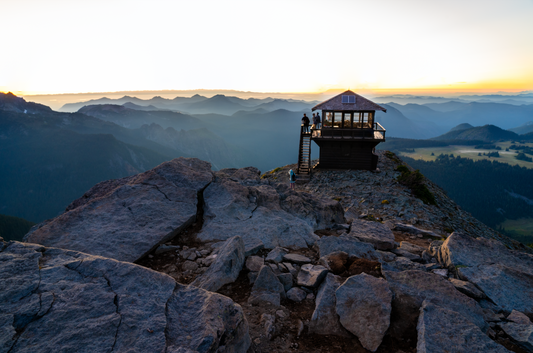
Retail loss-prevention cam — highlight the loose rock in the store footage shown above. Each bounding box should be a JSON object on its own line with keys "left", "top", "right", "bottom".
{"left": 297, "top": 264, "right": 328, "bottom": 288}
{"left": 318, "top": 235, "right": 379, "bottom": 261}
{"left": 286, "top": 287, "right": 307, "bottom": 302}
{"left": 448, "top": 278, "right": 486, "bottom": 300}
{"left": 282, "top": 253, "right": 312, "bottom": 264}
{"left": 309, "top": 273, "right": 350, "bottom": 337}
{"left": 191, "top": 236, "right": 245, "bottom": 292}
{"left": 336, "top": 273, "right": 392, "bottom": 352}
{"left": 245, "top": 256, "right": 264, "bottom": 272}
{"left": 249, "top": 266, "right": 285, "bottom": 306}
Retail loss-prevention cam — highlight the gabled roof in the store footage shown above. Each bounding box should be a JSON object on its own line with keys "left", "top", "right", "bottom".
{"left": 312, "top": 90, "right": 387, "bottom": 112}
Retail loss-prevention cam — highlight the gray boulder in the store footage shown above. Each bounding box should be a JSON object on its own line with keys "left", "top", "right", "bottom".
{"left": 243, "top": 238, "right": 264, "bottom": 257}
{"left": 391, "top": 248, "right": 421, "bottom": 261}
{"left": 398, "top": 241, "right": 426, "bottom": 256}
{"left": 297, "top": 264, "right": 328, "bottom": 288}
{"left": 25, "top": 158, "right": 213, "bottom": 262}
{"left": 283, "top": 253, "right": 312, "bottom": 264}
{"left": 335, "top": 274, "right": 392, "bottom": 352}
{"left": 318, "top": 235, "right": 379, "bottom": 261}
{"left": 191, "top": 236, "right": 245, "bottom": 292}
{"left": 500, "top": 311, "right": 533, "bottom": 351}
{"left": 286, "top": 287, "right": 307, "bottom": 302}
{"left": 309, "top": 273, "right": 349, "bottom": 337}
{"left": 0, "top": 241, "right": 250, "bottom": 353}
{"left": 383, "top": 270, "right": 487, "bottom": 340}
{"left": 393, "top": 223, "right": 442, "bottom": 239}
{"left": 197, "top": 170, "right": 344, "bottom": 249}
{"left": 265, "top": 247, "right": 288, "bottom": 263}
{"left": 417, "top": 301, "right": 510, "bottom": 353}
{"left": 381, "top": 256, "right": 427, "bottom": 273}
{"left": 349, "top": 219, "right": 398, "bottom": 250}
{"left": 448, "top": 278, "right": 486, "bottom": 300}
{"left": 438, "top": 232, "right": 533, "bottom": 314}
{"left": 277, "top": 273, "right": 293, "bottom": 292}
{"left": 245, "top": 255, "right": 264, "bottom": 272}
{"left": 249, "top": 266, "right": 285, "bottom": 306}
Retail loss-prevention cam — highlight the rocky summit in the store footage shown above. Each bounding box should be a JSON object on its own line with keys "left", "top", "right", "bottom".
{"left": 2, "top": 152, "right": 532, "bottom": 352}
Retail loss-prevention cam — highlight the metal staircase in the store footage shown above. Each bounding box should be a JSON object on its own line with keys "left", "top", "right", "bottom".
{"left": 297, "top": 126, "right": 311, "bottom": 175}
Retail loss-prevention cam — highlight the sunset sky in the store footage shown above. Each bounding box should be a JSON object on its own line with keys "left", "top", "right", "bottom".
{"left": 1, "top": 0, "right": 532, "bottom": 95}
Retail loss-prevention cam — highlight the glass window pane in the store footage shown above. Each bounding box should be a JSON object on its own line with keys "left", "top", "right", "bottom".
{"left": 334, "top": 112, "right": 342, "bottom": 128}
{"left": 343, "top": 112, "right": 352, "bottom": 128}
{"left": 324, "top": 112, "right": 333, "bottom": 127}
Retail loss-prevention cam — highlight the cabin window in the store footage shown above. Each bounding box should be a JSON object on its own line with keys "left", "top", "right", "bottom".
{"left": 324, "top": 112, "right": 333, "bottom": 127}
{"left": 342, "top": 112, "right": 352, "bottom": 128}
{"left": 334, "top": 112, "right": 342, "bottom": 128}
{"left": 341, "top": 95, "right": 356, "bottom": 104}
{"left": 362, "top": 113, "right": 371, "bottom": 128}
{"left": 353, "top": 112, "right": 362, "bottom": 128}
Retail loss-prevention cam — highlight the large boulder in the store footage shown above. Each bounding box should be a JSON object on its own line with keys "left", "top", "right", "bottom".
{"left": 191, "top": 236, "right": 245, "bottom": 292}
{"left": 335, "top": 274, "right": 392, "bottom": 352}
{"left": 417, "top": 301, "right": 510, "bottom": 353}
{"left": 197, "top": 168, "right": 344, "bottom": 249}
{"left": 438, "top": 232, "right": 533, "bottom": 314}
{"left": 382, "top": 270, "right": 487, "bottom": 340}
{"left": 0, "top": 241, "right": 250, "bottom": 353}
{"left": 349, "top": 219, "right": 397, "bottom": 251}
{"left": 318, "top": 235, "right": 380, "bottom": 261}
{"left": 309, "top": 273, "right": 349, "bottom": 337}
{"left": 24, "top": 158, "right": 213, "bottom": 262}
{"left": 500, "top": 310, "right": 533, "bottom": 351}
{"left": 248, "top": 265, "right": 285, "bottom": 307}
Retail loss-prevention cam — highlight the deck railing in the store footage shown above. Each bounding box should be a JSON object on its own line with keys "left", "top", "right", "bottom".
{"left": 309, "top": 122, "right": 386, "bottom": 140}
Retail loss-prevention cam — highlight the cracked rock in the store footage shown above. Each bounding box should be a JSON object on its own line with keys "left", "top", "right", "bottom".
{"left": 0, "top": 241, "right": 250, "bottom": 353}
{"left": 24, "top": 157, "right": 213, "bottom": 262}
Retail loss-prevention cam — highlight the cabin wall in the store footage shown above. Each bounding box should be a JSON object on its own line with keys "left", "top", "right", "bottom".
{"left": 315, "top": 140, "right": 380, "bottom": 170}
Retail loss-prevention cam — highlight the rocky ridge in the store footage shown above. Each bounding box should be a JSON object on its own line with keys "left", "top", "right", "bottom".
{"left": 2, "top": 154, "right": 532, "bottom": 352}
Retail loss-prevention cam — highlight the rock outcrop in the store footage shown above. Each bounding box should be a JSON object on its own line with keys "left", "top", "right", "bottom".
{"left": 197, "top": 167, "right": 344, "bottom": 249}
{"left": 417, "top": 301, "right": 510, "bottom": 353}
{"left": 438, "top": 232, "right": 533, "bottom": 314}
{"left": 383, "top": 270, "right": 487, "bottom": 339}
{"left": 24, "top": 158, "right": 214, "bottom": 262}
{"left": 349, "top": 218, "right": 397, "bottom": 251}
{"left": 0, "top": 241, "right": 250, "bottom": 353}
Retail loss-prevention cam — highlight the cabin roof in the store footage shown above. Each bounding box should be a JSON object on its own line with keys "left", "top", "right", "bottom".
{"left": 312, "top": 90, "right": 387, "bottom": 112}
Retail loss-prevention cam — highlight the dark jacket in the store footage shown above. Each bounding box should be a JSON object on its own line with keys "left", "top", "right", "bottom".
{"left": 302, "top": 116, "right": 310, "bottom": 125}
{"left": 313, "top": 115, "right": 320, "bottom": 125}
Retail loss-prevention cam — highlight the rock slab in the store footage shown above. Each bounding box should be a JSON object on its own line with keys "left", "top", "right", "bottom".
{"left": 197, "top": 168, "right": 344, "bottom": 249}
{"left": 438, "top": 232, "right": 533, "bottom": 314}
{"left": 0, "top": 241, "right": 250, "bottom": 353}
{"left": 335, "top": 273, "right": 392, "bottom": 352}
{"left": 25, "top": 157, "right": 213, "bottom": 262}
{"left": 318, "top": 235, "right": 379, "bottom": 261}
{"left": 191, "top": 236, "right": 245, "bottom": 292}
{"left": 417, "top": 301, "right": 510, "bottom": 353}
{"left": 383, "top": 269, "right": 487, "bottom": 339}
{"left": 349, "top": 219, "right": 398, "bottom": 251}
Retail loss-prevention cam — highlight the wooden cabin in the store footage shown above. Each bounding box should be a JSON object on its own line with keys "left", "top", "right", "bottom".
{"left": 298, "top": 90, "right": 386, "bottom": 173}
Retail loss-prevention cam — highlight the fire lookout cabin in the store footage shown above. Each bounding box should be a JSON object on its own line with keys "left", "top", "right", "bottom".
{"left": 298, "top": 90, "right": 387, "bottom": 173}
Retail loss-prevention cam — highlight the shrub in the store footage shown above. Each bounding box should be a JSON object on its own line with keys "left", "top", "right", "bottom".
{"left": 396, "top": 165, "right": 437, "bottom": 205}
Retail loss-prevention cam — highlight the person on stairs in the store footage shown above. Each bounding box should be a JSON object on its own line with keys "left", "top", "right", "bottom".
{"left": 301, "top": 114, "right": 310, "bottom": 133}
{"left": 289, "top": 169, "right": 296, "bottom": 190}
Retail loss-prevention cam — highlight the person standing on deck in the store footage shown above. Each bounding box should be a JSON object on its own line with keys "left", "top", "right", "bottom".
{"left": 301, "top": 114, "right": 310, "bottom": 132}
{"left": 313, "top": 112, "right": 321, "bottom": 130}
{"left": 289, "top": 169, "right": 296, "bottom": 190}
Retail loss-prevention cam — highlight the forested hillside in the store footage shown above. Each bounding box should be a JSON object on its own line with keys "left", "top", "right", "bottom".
{"left": 0, "top": 214, "right": 35, "bottom": 241}
{"left": 404, "top": 154, "right": 533, "bottom": 244}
